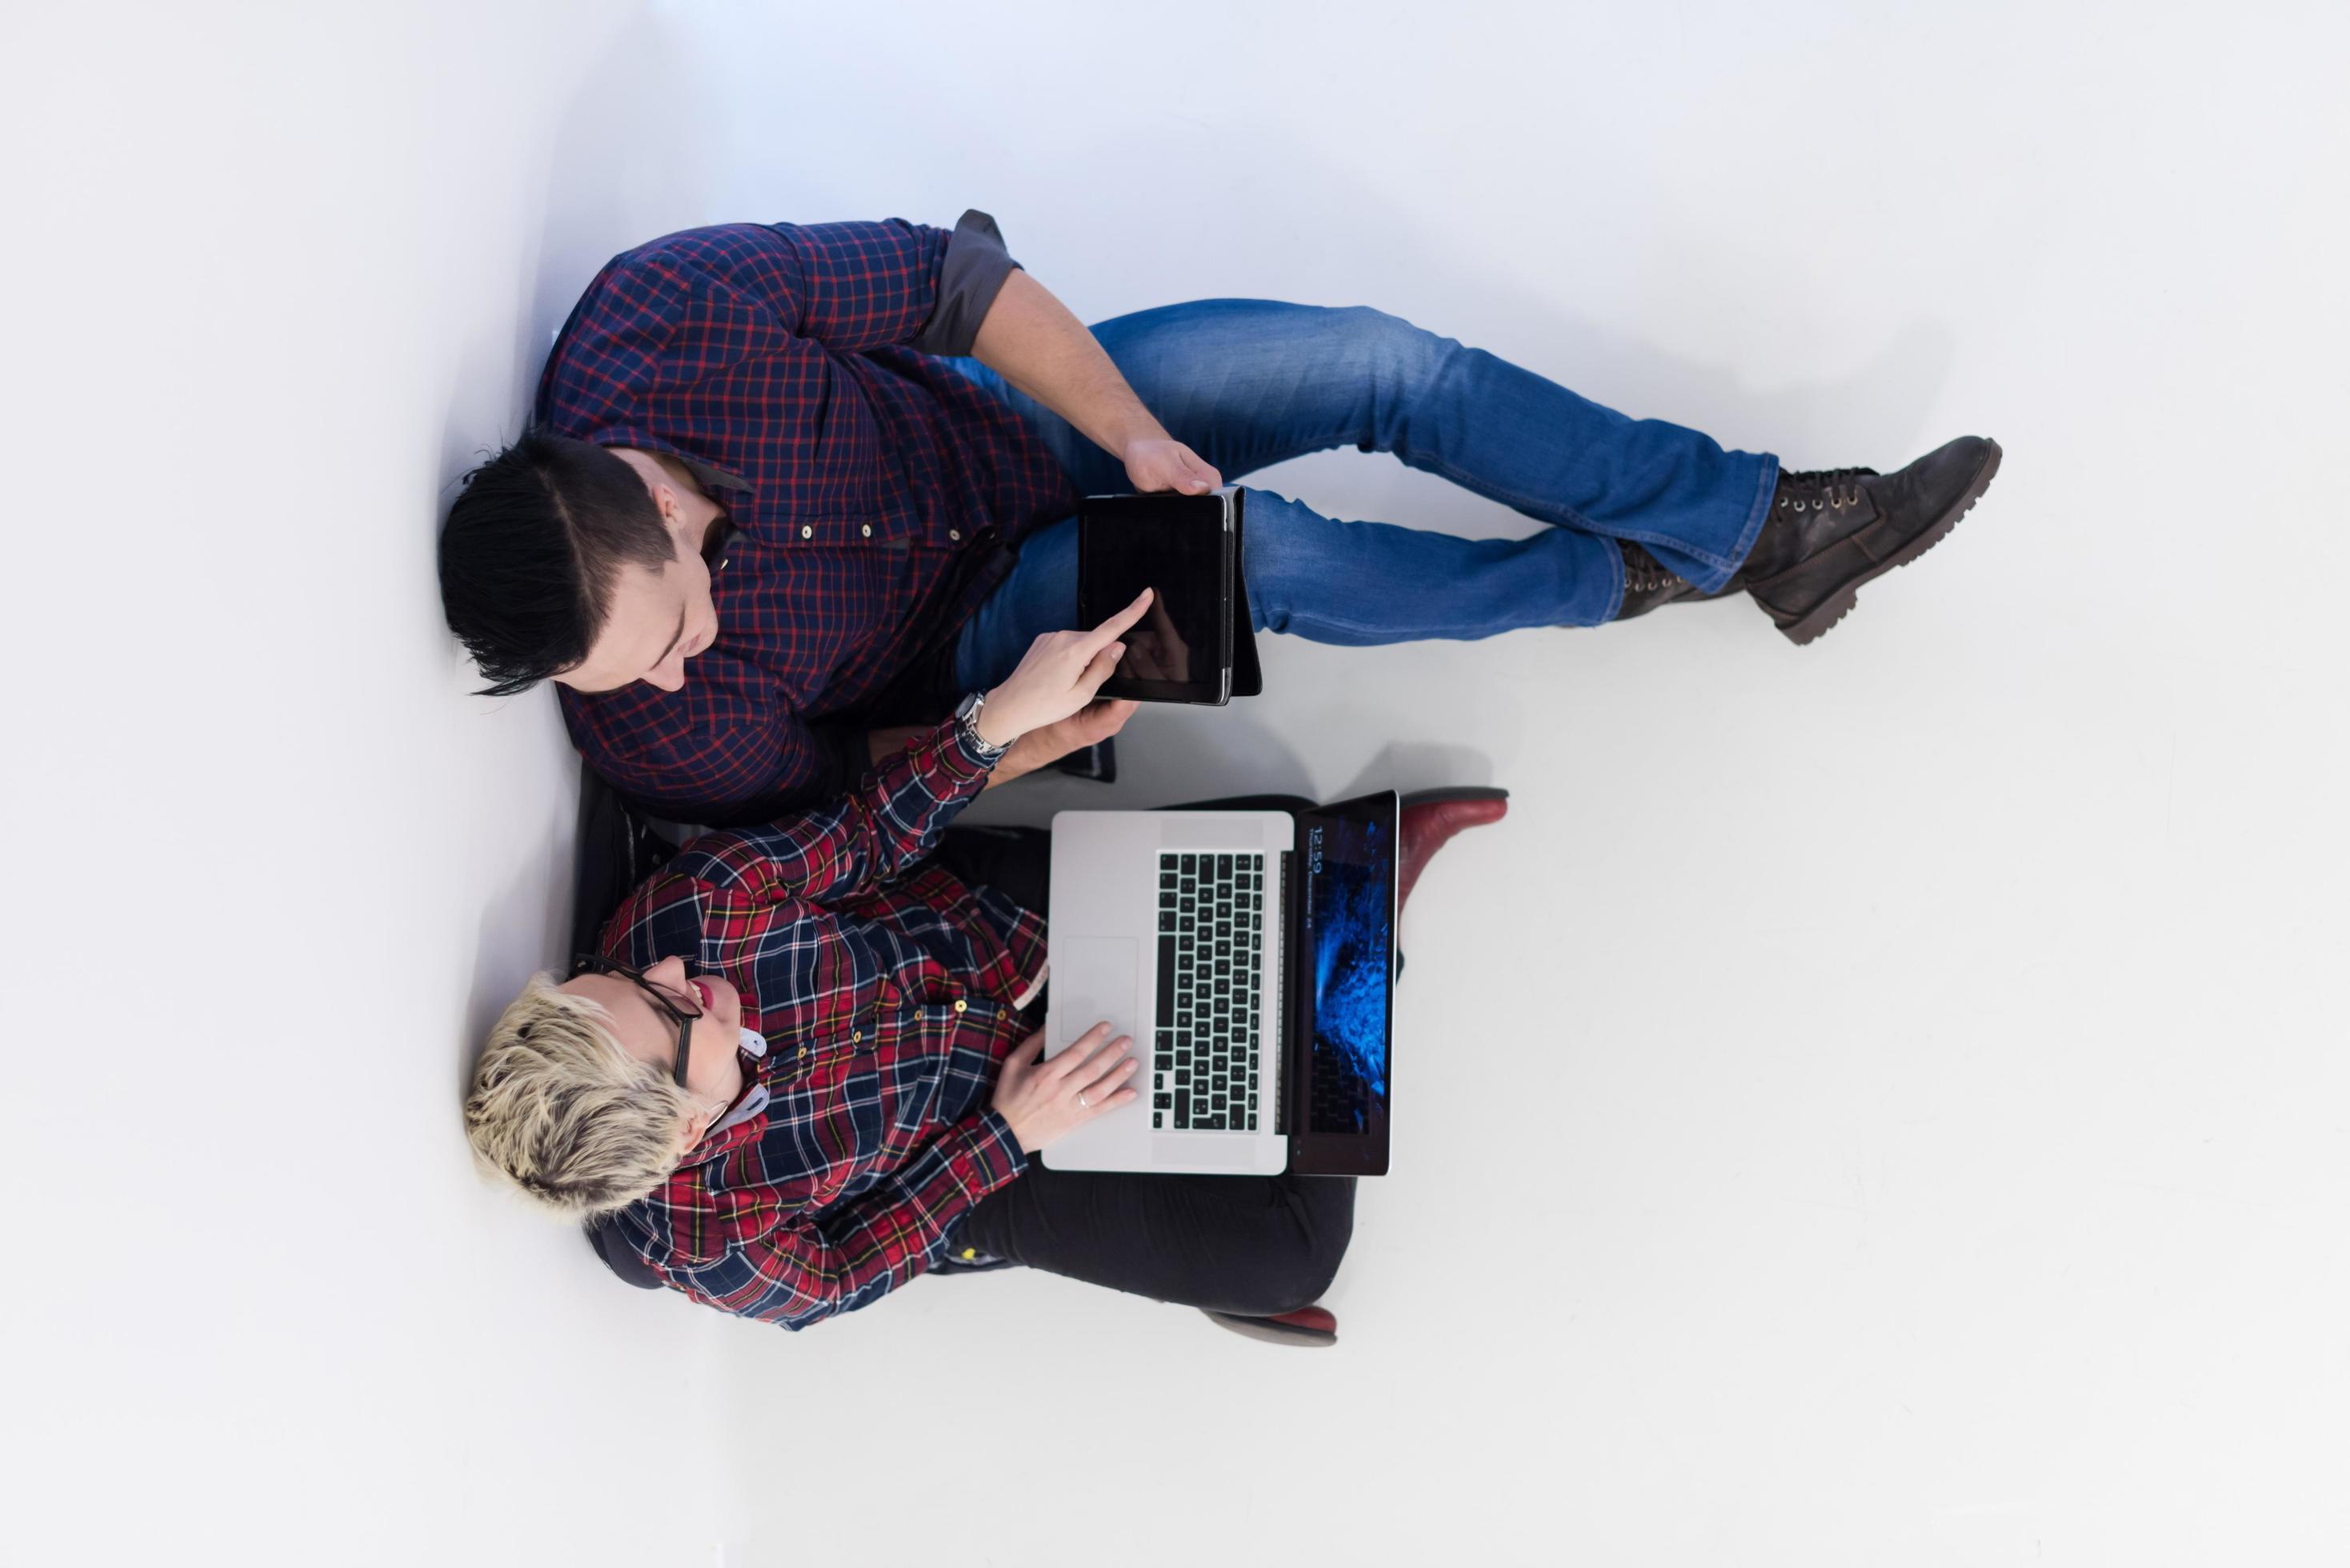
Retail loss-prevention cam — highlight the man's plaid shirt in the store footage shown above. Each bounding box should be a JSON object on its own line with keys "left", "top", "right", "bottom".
{"left": 594, "top": 718, "right": 1044, "bottom": 1330}
{"left": 541, "top": 211, "right": 1079, "bottom": 821}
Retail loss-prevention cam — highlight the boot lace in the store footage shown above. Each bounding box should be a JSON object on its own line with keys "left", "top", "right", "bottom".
{"left": 1776, "top": 466, "right": 1878, "bottom": 512}
{"left": 1621, "top": 542, "right": 1684, "bottom": 593}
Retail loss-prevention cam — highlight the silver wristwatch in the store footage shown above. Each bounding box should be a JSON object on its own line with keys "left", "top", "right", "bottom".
{"left": 953, "top": 690, "right": 1009, "bottom": 762}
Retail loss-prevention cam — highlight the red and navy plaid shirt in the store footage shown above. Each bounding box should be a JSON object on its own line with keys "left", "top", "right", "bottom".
{"left": 594, "top": 718, "right": 1044, "bottom": 1330}
{"left": 540, "top": 213, "right": 1078, "bottom": 821}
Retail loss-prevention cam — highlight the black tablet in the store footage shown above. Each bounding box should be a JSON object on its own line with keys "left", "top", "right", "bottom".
{"left": 1076, "top": 490, "right": 1236, "bottom": 705}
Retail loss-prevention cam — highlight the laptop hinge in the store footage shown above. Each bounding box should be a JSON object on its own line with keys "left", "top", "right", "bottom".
{"left": 1275, "top": 847, "right": 1296, "bottom": 1138}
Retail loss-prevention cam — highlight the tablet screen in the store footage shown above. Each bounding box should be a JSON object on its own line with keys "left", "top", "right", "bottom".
{"left": 1078, "top": 494, "right": 1231, "bottom": 702}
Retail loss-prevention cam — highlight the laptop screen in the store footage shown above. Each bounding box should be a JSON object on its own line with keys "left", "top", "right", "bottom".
{"left": 1300, "top": 801, "right": 1395, "bottom": 1136}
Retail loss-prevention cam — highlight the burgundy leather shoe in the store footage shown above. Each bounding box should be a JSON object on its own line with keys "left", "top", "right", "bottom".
{"left": 1398, "top": 787, "right": 1510, "bottom": 914}
{"left": 1202, "top": 1304, "right": 1339, "bottom": 1347}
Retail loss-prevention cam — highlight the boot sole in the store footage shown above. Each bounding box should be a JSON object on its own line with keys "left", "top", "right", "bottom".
{"left": 1776, "top": 439, "right": 2003, "bottom": 646}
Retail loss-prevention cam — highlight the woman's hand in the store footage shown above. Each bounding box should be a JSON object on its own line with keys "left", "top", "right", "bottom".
{"left": 1119, "top": 591, "right": 1191, "bottom": 684}
{"left": 978, "top": 590, "right": 1156, "bottom": 746}
{"left": 991, "top": 1022, "right": 1140, "bottom": 1154}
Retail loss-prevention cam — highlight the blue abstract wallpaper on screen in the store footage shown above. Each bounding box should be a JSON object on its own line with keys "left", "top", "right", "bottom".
{"left": 1307, "top": 814, "right": 1392, "bottom": 1130}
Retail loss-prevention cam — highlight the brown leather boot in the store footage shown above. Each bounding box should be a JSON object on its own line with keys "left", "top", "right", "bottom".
{"left": 1742, "top": 436, "right": 2003, "bottom": 645}
{"left": 1614, "top": 542, "right": 1737, "bottom": 620}
{"left": 1398, "top": 787, "right": 1509, "bottom": 913}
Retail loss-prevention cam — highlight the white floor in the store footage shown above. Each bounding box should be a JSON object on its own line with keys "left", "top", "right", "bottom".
{"left": 8, "top": 3, "right": 2347, "bottom": 1564}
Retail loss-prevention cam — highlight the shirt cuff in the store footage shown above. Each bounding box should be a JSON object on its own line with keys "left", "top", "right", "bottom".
{"left": 913, "top": 209, "right": 1021, "bottom": 358}
{"left": 938, "top": 714, "right": 1003, "bottom": 778}
{"left": 960, "top": 1108, "right": 1031, "bottom": 1189}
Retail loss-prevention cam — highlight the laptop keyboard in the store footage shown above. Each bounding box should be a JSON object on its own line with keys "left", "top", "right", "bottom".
{"left": 1153, "top": 851, "right": 1265, "bottom": 1132}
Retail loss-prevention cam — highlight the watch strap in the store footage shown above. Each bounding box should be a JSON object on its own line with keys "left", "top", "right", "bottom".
{"left": 955, "top": 692, "right": 1008, "bottom": 761}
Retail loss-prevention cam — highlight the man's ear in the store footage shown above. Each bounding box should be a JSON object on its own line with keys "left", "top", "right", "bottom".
{"left": 659, "top": 487, "right": 700, "bottom": 559}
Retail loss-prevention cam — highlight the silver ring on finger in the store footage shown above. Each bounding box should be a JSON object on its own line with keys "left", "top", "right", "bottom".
{"left": 1078, "top": 1091, "right": 1091, "bottom": 1109}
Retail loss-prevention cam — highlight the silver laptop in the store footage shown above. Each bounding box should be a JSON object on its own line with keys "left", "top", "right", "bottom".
{"left": 1043, "top": 793, "right": 1399, "bottom": 1177}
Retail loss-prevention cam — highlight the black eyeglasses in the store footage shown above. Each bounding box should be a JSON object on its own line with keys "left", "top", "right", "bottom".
{"left": 571, "top": 954, "right": 703, "bottom": 1088}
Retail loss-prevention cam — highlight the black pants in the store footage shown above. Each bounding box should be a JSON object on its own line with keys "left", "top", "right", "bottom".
{"left": 936, "top": 799, "right": 1356, "bottom": 1318}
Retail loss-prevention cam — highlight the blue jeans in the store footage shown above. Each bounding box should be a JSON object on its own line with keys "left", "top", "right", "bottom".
{"left": 950, "top": 300, "right": 1777, "bottom": 691}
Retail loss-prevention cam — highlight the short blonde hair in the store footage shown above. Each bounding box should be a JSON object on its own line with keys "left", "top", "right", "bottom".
{"left": 464, "top": 974, "right": 693, "bottom": 1218}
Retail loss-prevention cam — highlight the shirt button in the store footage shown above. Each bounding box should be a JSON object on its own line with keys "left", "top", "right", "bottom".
{"left": 799, "top": 525, "right": 814, "bottom": 540}
{"left": 797, "top": 1046, "right": 809, "bottom": 1059}
{"left": 948, "top": 529, "right": 962, "bottom": 542}
{"left": 851, "top": 1030, "right": 863, "bottom": 1042}
{"left": 718, "top": 557, "right": 730, "bottom": 570}
{"left": 951, "top": 999, "right": 968, "bottom": 1014}
{"left": 860, "top": 523, "right": 872, "bottom": 538}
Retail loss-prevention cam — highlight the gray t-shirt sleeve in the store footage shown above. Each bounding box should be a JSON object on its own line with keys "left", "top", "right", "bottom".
{"left": 913, "top": 208, "right": 1022, "bottom": 357}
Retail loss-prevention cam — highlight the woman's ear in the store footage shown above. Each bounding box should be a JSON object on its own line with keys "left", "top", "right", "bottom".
{"left": 676, "top": 1098, "right": 720, "bottom": 1157}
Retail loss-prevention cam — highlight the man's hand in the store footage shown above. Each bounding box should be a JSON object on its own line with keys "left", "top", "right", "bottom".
{"left": 968, "top": 270, "right": 1219, "bottom": 497}
{"left": 988, "top": 699, "right": 1137, "bottom": 788}
{"left": 1123, "top": 437, "right": 1221, "bottom": 497}
{"left": 870, "top": 699, "right": 1135, "bottom": 785}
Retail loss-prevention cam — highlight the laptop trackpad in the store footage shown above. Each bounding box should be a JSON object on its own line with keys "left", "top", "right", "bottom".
{"left": 1055, "top": 938, "right": 1139, "bottom": 1049}
{"left": 1154, "top": 1135, "right": 1266, "bottom": 1170}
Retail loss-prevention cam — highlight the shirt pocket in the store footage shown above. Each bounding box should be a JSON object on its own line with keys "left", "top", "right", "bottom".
{"left": 889, "top": 999, "right": 966, "bottom": 1138}
{"left": 886, "top": 967, "right": 983, "bottom": 1134}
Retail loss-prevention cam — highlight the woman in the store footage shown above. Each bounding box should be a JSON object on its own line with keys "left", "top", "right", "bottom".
{"left": 464, "top": 592, "right": 1504, "bottom": 1346}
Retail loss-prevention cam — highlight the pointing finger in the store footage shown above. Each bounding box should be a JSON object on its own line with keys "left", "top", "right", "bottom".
{"left": 1081, "top": 588, "right": 1155, "bottom": 654}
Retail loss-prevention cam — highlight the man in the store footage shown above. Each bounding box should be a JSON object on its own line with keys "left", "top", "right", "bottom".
{"left": 438, "top": 210, "right": 2000, "bottom": 823}
{"left": 463, "top": 606, "right": 1504, "bottom": 1346}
